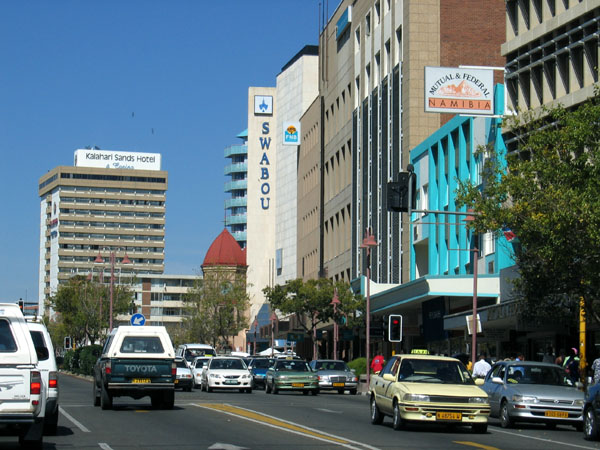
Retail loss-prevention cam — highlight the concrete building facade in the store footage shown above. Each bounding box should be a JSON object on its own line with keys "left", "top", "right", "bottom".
{"left": 38, "top": 149, "right": 167, "bottom": 316}
{"left": 224, "top": 130, "right": 249, "bottom": 248}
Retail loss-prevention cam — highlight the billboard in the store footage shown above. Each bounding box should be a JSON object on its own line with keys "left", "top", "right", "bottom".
{"left": 425, "top": 67, "right": 494, "bottom": 115}
{"left": 74, "top": 149, "right": 161, "bottom": 171}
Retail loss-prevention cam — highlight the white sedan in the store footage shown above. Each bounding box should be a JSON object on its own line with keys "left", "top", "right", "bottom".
{"left": 191, "top": 356, "right": 212, "bottom": 388}
{"left": 201, "top": 357, "right": 253, "bottom": 393}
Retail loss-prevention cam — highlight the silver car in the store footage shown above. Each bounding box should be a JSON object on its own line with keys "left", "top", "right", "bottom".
{"left": 481, "top": 361, "right": 584, "bottom": 430}
{"left": 309, "top": 359, "right": 358, "bottom": 395}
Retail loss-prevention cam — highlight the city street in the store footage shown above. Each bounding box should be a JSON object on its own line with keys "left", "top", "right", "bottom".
{"left": 2, "top": 373, "right": 599, "bottom": 450}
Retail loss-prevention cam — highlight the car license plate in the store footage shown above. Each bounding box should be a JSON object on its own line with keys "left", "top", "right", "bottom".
{"left": 224, "top": 380, "right": 238, "bottom": 385}
{"left": 292, "top": 383, "right": 304, "bottom": 387}
{"left": 436, "top": 412, "right": 462, "bottom": 421}
{"left": 132, "top": 378, "right": 150, "bottom": 384}
{"left": 175, "top": 379, "right": 179, "bottom": 383}
{"left": 333, "top": 382, "right": 345, "bottom": 387}
{"left": 545, "top": 410, "right": 568, "bottom": 418}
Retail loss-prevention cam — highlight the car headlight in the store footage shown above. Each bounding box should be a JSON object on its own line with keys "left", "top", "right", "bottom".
{"left": 512, "top": 394, "right": 537, "bottom": 403}
{"left": 276, "top": 375, "right": 287, "bottom": 380}
{"left": 574, "top": 399, "right": 584, "bottom": 406}
{"left": 469, "top": 397, "right": 487, "bottom": 404}
{"left": 241, "top": 374, "right": 250, "bottom": 379}
{"left": 403, "top": 393, "right": 430, "bottom": 402}
{"left": 310, "top": 375, "right": 318, "bottom": 381}
{"left": 209, "top": 373, "right": 222, "bottom": 379}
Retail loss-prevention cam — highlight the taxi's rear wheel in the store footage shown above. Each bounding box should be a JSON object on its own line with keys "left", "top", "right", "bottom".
{"left": 392, "top": 400, "right": 404, "bottom": 430}
{"left": 371, "top": 396, "right": 384, "bottom": 425}
{"left": 500, "top": 400, "right": 514, "bottom": 428}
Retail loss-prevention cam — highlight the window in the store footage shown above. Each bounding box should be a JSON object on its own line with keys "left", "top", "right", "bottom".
{"left": 0, "top": 319, "right": 17, "bottom": 352}
{"left": 120, "top": 336, "right": 164, "bottom": 354}
{"left": 365, "top": 13, "right": 371, "bottom": 36}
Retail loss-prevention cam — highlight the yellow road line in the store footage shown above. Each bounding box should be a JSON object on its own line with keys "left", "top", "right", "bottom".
{"left": 197, "top": 403, "right": 351, "bottom": 445}
{"left": 454, "top": 441, "right": 500, "bottom": 450}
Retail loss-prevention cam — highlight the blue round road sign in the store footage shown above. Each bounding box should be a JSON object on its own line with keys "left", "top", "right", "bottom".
{"left": 131, "top": 313, "right": 146, "bottom": 326}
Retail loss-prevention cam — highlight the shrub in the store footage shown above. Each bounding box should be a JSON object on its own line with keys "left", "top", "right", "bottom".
{"left": 78, "top": 345, "right": 103, "bottom": 376}
{"left": 348, "top": 357, "right": 366, "bottom": 378}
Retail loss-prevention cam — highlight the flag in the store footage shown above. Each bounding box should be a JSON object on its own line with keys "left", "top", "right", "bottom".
{"left": 502, "top": 227, "right": 517, "bottom": 243}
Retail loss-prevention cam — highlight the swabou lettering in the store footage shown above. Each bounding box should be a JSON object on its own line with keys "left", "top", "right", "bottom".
{"left": 260, "top": 121, "right": 271, "bottom": 210}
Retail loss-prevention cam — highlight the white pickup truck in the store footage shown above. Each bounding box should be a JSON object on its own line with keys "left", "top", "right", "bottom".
{"left": 0, "top": 303, "right": 46, "bottom": 448}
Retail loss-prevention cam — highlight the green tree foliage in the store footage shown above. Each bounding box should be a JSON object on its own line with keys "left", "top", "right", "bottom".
{"left": 263, "top": 278, "right": 364, "bottom": 344}
{"left": 182, "top": 269, "right": 250, "bottom": 350}
{"left": 456, "top": 92, "right": 600, "bottom": 324}
{"left": 48, "top": 275, "right": 133, "bottom": 346}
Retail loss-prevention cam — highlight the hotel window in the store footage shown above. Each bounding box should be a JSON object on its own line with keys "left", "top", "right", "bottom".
{"left": 355, "top": 26, "right": 360, "bottom": 54}
{"left": 365, "top": 13, "right": 371, "bottom": 36}
{"left": 375, "top": 1, "right": 380, "bottom": 24}
{"left": 394, "top": 27, "right": 402, "bottom": 65}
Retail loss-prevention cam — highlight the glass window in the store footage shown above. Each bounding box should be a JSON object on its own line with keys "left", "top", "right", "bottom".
{"left": 29, "top": 330, "right": 49, "bottom": 361}
{"left": 0, "top": 319, "right": 17, "bottom": 352}
{"left": 120, "top": 336, "right": 164, "bottom": 353}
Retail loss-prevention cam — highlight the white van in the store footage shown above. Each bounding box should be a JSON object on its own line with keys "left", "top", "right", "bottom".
{"left": 176, "top": 343, "right": 216, "bottom": 363}
{"left": 25, "top": 317, "right": 59, "bottom": 435}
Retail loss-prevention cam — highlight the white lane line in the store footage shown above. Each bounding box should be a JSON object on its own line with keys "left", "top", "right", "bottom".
{"left": 59, "top": 406, "right": 90, "bottom": 432}
{"left": 492, "top": 428, "right": 597, "bottom": 449}
{"left": 98, "top": 443, "right": 114, "bottom": 450}
{"left": 316, "top": 408, "right": 343, "bottom": 414}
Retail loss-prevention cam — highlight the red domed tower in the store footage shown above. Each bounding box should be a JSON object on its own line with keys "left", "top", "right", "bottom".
{"left": 202, "top": 228, "right": 247, "bottom": 271}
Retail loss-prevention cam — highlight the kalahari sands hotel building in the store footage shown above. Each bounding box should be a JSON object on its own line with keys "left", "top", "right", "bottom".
{"left": 38, "top": 149, "right": 167, "bottom": 316}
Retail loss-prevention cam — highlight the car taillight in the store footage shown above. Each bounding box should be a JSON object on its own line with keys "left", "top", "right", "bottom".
{"left": 31, "top": 371, "right": 42, "bottom": 395}
{"left": 49, "top": 371, "right": 58, "bottom": 389}
{"left": 172, "top": 362, "right": 177, "bottom": 376}
{"left": 105, "top": 361, "right": 112, "bottom": 375}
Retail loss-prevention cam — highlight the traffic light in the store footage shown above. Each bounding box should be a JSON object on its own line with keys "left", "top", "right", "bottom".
{"left": 18, "top": 299, "right": 24, "bottom": 312}
{"left": 388, "top": 314, "right": 403, "bottom": 342}
{"left": 64, "top": 336, "right": 72, "bottom": 350}
{"left": 370, "top": 317, "right": 385, "bottom": 340}
{"left": 387, "top": 172, "right": 416, "bottom": 213}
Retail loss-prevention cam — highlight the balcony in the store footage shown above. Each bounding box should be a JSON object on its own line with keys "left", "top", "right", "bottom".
{"left": 224, "top": 145, "right": 248, "bottom": 158}
{"left": 225, "top": 214, "right": 247, "bottom": 226}
{"left": 225, "top": 197, "right": 247, "bottom": 209}
{"left": 231, "top": 230, "right": 247, "bottom": 242}
{"left": 224, "top": 162, "right": 248, "bottom": 175}
{"left": 224, "top": 179, "right": 247, "bottom": 192}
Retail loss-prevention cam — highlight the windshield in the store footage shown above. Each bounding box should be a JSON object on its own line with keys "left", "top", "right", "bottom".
{"left": 251, "top": 358, "right": 272, "bottom": 369}
{"left": 120, "top": 336, "right": 164, "bottom": 354}
{"left": 184, "top": 348, "right": 214, "bottom": 361}
{"left": 397, "top": 359, "right": 474, "bottom": 384}
{"left": 315, "top": 361, "right": 348, "bottom": 371}
{"left": 506, "top": 365, "right": 574, "bottom": 386}
{"left": 275, "top": 360, "right": 310, "bottom": 372}
{"left": 210, "top": 358, "right": 247, "bottom": 370}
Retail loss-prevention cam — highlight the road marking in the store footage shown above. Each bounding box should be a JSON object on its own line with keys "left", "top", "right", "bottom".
{"left": 98, "top": 444, "right": 114, "bottom": 450}
{"left": 454, "top": 441, "right": 499, "bottom": 450}
{"left": 491, "top": 428, "right": 598, "bottom": 449}
{"left": 194, "top": 403, "right": 379, "bottom": 450}
{"left": 59, "top": 406, "right": 90, "bottom": 432}
{"left": 316, "top": 408, "right": 343, "bottom": 414}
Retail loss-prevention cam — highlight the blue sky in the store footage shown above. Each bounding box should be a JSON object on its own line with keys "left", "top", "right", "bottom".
{"left": 0, "top": 1, "right": 327, "bottom": 303}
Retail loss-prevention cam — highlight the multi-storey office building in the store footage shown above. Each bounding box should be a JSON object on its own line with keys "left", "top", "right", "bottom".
{"left": 224, "top": 130, "right": 249, "bottom": 248}
{"left": 38, "top": 149, "right": 167, "bottom": 316}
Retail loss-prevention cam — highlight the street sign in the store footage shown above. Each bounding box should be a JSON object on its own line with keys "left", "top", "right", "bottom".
{"left": 466, "top": 314, "right": 482, "bottom": 334}
{"left": 131, "top": 313, "right": 146, "bottom": 326}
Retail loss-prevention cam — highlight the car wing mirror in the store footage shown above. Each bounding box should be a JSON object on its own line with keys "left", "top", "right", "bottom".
{"left": 475, "top": 378, "right": 485, "bottom": 386}
{"left": 383, "top": 373, "right": 395, "bottom": 382}
{"left": 492, "top": 376, "right": 503, "bottom": 384}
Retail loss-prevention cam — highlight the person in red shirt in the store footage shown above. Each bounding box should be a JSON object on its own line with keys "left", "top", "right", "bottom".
{"left": 371, "top": 354, "right": 385, "bottom": 373}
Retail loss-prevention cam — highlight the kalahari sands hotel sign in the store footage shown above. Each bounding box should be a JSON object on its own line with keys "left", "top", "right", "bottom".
{"left": 425, "top": 66, "right": 494, "bottom": 115}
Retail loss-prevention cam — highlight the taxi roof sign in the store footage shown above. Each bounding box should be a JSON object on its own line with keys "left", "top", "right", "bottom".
{"left": 410, "top": 349, "right": 430, "bottom": 355}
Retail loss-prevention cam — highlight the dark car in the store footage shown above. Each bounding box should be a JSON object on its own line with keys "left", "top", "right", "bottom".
{"left": 248, "top": 357, "right": 273, "bottom": 389}
{"left": 584, "top": 382, "right": 600, "bottom": 440}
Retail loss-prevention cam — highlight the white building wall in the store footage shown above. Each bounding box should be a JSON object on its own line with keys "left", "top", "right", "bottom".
{"left": 38, "top": 199, "right": 47, "bottom": 314}
{"left": 274, "top": 55, "right": 319, "bottom": 286}
{"left": 246, "top": 87, "right": 277, "bottom": 322}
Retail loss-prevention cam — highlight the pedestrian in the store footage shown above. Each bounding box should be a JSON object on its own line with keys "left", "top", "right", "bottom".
{"left": 542, "top": 347, "right": 555, "bottom": 364}
{"left": 591, "top": 355, "right": 600, "bottom": 385}
{"left": 555, "top": 348, "right": 566, "bottom": 366}
{"left": 472, "top": 353, "right": 492, "bottom": 378}
{"left": 370, "top": 354, "right": 385, "bottom": 374}
{"left": 564, "top": 347, "right": 580, "bottom": 383}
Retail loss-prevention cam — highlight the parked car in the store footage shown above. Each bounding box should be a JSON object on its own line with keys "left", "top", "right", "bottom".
{"left": 247, "top": 357, "right": 274, "bottom": 389}
{"left": 26, "top": 317, "right": 60, "bottom": 435}
{"left": 265, "top": 359, "right": 319, "bottom": 395}
{"left": 0, "top": 303, "right": 46, "bottom": 448}
{"left": 175, "top": 357, "right": 193, "bottom": 391}
{"left": 583, "top": 381, "right": 600, "bottom": 440}
{"left": 309, "top": 359, "right": 358, "bottom": 394}
{"left": 481, "top": 360, "right": 584, "bottom": 430}
{"left": 176, "top": 343, "right": 216, "bottom": 363}
{"left": 191, "top": 356, "right": 212, "bottom": 388}
{"left": 369, "top": 354, "right": 489, "bottom": 432}
{"left": 201, "top": 357, "right": 253, "bottom": 393}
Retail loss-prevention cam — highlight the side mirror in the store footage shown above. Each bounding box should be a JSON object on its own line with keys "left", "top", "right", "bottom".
{"left": 383, "top": 373, "right": 395, "bottom": 382}
{"left": 492, "top": 376, "right": 503, "bottom": 385}
{"left": 475, "top": 378, "right": 485, "bottom": 386}
{"left": 248, "top": 366, "right": 253, "bottom": 370}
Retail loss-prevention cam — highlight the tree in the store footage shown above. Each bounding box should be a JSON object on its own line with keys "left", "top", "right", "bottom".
{"left": 182, "top": 268, "right": 250, "bottom": 350}
{"left": 263, "top": 278, "right": 364, "bottom": 347}
{"left": 48, "top": 275, "right": 133, "bottom": 346}
{"left": 456, "top": 92, "right": 600, "bottom": 325}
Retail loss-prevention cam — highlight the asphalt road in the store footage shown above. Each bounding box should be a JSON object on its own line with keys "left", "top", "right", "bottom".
{"left": 2, "top": 373, "right": 600, "bottom": 450}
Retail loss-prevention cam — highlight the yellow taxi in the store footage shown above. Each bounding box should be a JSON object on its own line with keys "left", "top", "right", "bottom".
{"left": 369, "top": 354, "right": 489, "bottom": 432}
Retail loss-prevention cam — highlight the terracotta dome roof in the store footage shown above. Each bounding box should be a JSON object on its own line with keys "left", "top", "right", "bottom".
{"left": 202, "top": 229, "right": 246, "bottom": 267}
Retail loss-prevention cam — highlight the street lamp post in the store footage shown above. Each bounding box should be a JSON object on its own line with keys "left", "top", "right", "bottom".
{"left": 253, "top": 318, "right": 259, "bottom": 356}
{"left": 95, "top": 250, "right": 131, "bottom": 332}
{"left": 331, "top": 288, "right": 340, "bottom": 360}
{"left": 360, "top": 228, "right": 378, "bottom": 388}
{"left": 270, "top": 312, "right": 277, "bottom": 357}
